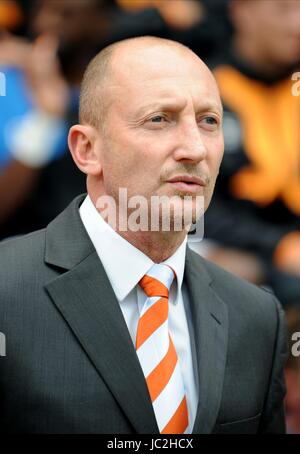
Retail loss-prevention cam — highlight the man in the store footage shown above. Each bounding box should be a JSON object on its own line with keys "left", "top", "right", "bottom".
{"left": 0, "top": 36, "right": 287, "bottom": 434}
{"left": 0, "top": 0, "right": 114, "bottom": 240}
{"left": 204, "top": 0, "right": 300, "bottom": 306}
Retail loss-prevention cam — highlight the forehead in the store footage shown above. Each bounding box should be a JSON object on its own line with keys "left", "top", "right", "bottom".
{"left": 107, "top": 45, "right": 222, "bottom": 114}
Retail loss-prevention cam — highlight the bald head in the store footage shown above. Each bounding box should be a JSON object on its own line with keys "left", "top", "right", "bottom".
{"left": 79, "top": 36, "right": 217, "bottom": 130}
{"left": 69, "top": 34, "right": 224, "bottom": 253}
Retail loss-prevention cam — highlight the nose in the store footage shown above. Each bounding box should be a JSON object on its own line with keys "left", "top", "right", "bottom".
{"left": 172, "top": 120, "right": 207, "bottom": 163}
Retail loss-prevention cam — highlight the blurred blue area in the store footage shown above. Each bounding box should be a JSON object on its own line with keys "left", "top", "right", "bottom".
{"left": 0, "top": 66, "right": 32, "bottom": 167}
{"left": 0, "top": 66, "right": 68, "bottom": 169}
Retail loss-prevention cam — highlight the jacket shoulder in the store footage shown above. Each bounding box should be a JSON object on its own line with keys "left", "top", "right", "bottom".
{"left": 189, "top": 248, "right": 283, "bottom": 319}
{"left": 0, "top": 229, "right": 47, "bottom": 280}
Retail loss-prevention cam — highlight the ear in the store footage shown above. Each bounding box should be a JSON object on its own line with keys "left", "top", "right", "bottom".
{"left": 68, "top": 124, "right": 102, "bottom": 176}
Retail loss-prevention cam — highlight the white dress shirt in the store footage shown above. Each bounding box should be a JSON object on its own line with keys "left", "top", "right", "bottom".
{"left": 79, "top": 195, "right": 199, "bottom": 433}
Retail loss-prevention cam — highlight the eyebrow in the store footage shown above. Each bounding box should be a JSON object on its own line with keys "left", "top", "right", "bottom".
{"left": 136, "top": 99, "right": 188, "bottom": 117}
{"left": 200, "top": 101, "right": 223, "bottom": 115}
{"left": 136, "top": 99, "right": 223, "bottom": 118}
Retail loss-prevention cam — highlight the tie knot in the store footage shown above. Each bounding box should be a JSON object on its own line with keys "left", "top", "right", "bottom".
{"left": 139, "top": 263, "right": 175, "bottom": 298}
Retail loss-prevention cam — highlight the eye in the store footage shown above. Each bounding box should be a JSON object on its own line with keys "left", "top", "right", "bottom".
{"left": 204, "top": 117, "right": 217, "bottom": 125}
{"left": 144, "top": 114, "right": 169, "bottom": 129}
{"left": 150, "top": 115, "right": 166, "bottom": 123}
{"left": 199, "top": 116, "right": 219, "bottom": 130}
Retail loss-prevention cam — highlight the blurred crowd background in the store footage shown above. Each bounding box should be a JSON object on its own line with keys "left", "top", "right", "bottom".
{"left": 0, "top": 0, "right": 299, "bottom": 433}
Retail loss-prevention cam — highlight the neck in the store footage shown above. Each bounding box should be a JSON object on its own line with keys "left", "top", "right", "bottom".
{"left": 89, "top": 188, "right": 188, "bottom": 262}
{"left": 117, "top": 229, "right": 187, "bottom": 263}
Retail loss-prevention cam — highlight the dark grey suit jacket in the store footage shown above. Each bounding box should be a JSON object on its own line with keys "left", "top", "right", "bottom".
{"left": 0, "top": 195, "right": 287, "bottom": 434}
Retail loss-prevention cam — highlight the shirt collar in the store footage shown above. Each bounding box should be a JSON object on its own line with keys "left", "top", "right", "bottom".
{"left": 79, "top": 195, "right": 187, "bottom": 303}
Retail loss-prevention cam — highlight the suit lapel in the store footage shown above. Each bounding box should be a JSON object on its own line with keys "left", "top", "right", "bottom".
{"left": 44, "top": 195, "right": 228, "bottom": 434}
{"left": 44, "top": 195, "right": 159, "bottom": 434}
{"left": 185, "top": 247, "right": 229, "bottom": 434}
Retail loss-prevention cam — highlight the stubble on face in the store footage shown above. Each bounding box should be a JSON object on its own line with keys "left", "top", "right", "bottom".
{"left": 88, "top": 39, "right": 224, "bottom": 260}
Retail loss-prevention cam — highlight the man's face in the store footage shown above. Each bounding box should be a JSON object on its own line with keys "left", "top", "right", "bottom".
{"left": 32, "top": 0, "right": 107, "bottom": 45}
{"left": 232, "top": 0, "right": 300, "bottom": 68}
{"left": 95, "top": 45, "right": 224, "bottom": 229}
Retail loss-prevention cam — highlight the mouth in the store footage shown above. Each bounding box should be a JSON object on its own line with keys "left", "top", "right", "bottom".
{"left": 166, "top": 175, "right": 206, "bottom": 194}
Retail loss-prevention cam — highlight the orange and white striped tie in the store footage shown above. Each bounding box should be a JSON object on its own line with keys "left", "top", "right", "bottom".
{"left": 136, "top": 264, "right": 189, "bottom": 434}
